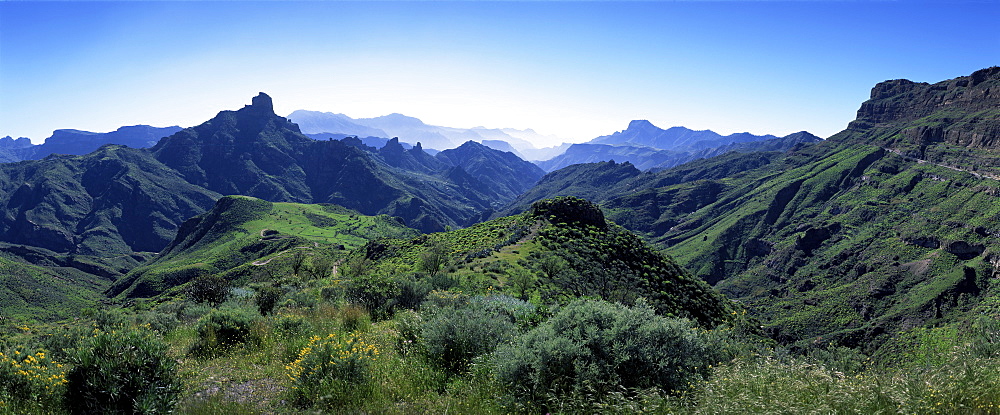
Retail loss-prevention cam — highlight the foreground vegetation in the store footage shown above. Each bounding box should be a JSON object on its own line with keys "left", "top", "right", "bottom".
{"left": 2, "top": 293, "right": 999, "bottom": 414}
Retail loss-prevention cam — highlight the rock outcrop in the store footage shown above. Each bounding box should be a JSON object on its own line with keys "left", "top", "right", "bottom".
{"left": 840, "top": 67, "right": 1000, "bottom": 165}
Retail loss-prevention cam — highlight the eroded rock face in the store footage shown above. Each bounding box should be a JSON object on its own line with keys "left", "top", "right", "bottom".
{"left": 943, "top": 240, "right": 985, "bottom": 260}
{"left": 846, "top": 67, "right": 1000, "bottom": 149}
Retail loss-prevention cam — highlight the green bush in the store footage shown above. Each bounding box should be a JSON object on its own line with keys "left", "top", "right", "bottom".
{"left": 421, "top": 295, "right": 524, "bottom": 374}
{"left": 285, "top": 333, "right": 379, "bottom": 408}
{"left": 65, "top": 329, "right": 181, "bottom": 414}
{"left": 339, "top": 304, "right": 371, "bottom": 333}
{"left": 393, "top": 309, "right": 423, "bottom": 355}
{"left": 494, "top": 299, "right": 725, "bottom": 406}
{"left": 394, "top": 276, "right": 432, "bottom": 310}
{"left": 189, "top": 308, "right": 263, "bottom": 357}
{"left": 141, "top": 310, "right": 181, "bottom": 334}
{"left": 85, "top": 307, "right": 129, "bottom": 331}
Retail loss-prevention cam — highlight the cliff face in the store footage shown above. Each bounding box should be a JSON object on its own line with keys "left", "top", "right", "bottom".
{"left": 838, "top": 67, "right": 1000, "bottom": 168}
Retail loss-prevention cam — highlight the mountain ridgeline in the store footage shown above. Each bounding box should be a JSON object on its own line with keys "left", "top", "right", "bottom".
{"left": 150, "top": 93, "right": 542, "bottom": 233}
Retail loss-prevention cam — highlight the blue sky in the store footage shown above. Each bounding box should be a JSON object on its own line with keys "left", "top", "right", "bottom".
{"left": 1, "top": 1, "right": 997, "bottom": 146}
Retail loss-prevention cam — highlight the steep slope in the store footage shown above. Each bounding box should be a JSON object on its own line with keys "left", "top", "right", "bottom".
{"left": 499, "top": 160, "right": 644, "bottom": 217}
{"left": 109, "top": 195, "right": 419, "bottom": 299}
{"left": 152, "top": 93, "right": 317, "bottom": 202}
{"left": 836, "top": 66, "right": 1000, "bottom": 175}
{"left": 0, "top": 145, "right": 220, "bottom": 256}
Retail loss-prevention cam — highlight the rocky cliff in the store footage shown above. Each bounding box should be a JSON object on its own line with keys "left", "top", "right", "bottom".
{"left": 837, "top": 66, "right": 1000, "bottom": 171}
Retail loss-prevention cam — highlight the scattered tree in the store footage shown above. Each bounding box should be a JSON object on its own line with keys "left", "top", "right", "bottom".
{"left": 188, "top": 274, "right": 230, "bottom": 306}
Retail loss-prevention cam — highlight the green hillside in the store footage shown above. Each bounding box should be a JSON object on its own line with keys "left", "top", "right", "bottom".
{"left": 109, "top": 196, "right": 419, "bottom": 299}
{"left": 0, "top": 254, "right": 108, "bottom": 322}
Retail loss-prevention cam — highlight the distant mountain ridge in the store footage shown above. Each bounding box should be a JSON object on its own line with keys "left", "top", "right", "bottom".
{"left": 538, "top": 129, "right": 819, "bottom": 172}
{"left": 590, "top": 120, "right": 780, "bottom": 151}
{"left": 288, "top": 109, "right": 561, "bottom": 155}
{"left": 0, "top": 125, "right": 182, "bottom": 163}
{"left": 0, "top": 94, "right": 547, "bottom": 320}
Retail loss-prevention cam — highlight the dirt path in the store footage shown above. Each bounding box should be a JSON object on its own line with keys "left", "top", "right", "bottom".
{"left": 884, "top": 147, "right": 1000, "bottom": 180}
{"left": 251, "top": 229, "right": 315, "bottom": 266}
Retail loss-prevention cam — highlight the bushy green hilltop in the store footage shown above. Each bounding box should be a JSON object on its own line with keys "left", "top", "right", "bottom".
{"left": 339, "top": 196, "right": 731, "bottom": 327}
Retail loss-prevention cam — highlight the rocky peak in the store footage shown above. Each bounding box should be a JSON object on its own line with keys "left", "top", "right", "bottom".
{"left": 0, "top": 136, "right": 33, "bottom": 149}
{"left": 250, "top": 92, "right": 274, "bottom": 113}
{"left": 851, "top": 67, "right": 1000, "bottom": 129}
{"left": 970, "top": 66, "right": 1000, "bottom": 87}
{"left": 626, "top": 119, "right": 661, "bottom": 132}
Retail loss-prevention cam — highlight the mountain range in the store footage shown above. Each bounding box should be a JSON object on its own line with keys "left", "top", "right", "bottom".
{"left": 1, "top": 67, "right": 998, "bottom": 358}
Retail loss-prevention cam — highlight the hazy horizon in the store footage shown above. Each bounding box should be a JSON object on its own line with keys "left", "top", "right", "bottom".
{"left": 2, "top": 1, "right": 997, "bottom": 146}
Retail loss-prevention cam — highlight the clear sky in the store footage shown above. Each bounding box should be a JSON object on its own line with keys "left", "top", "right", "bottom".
{"left": 1, "top": 1, "right": 997, "bottom": 147}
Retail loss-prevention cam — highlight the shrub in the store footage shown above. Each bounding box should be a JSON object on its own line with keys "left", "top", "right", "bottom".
{"left": 141, "top": 310, "right": 181, "bottom": 334}
{"left": 343, "top": 273, "right": 397, "bottom": 320}
{"left": 393, "top": 310, "right": 423, "bottom": 355}
{"left": 87, "top": 307, "right": 129, "bottom": 331}
{"left": 394, "top": 276, "right": 431, "bottom": 310}
{"left": 274, "top": 314, "right": 313, "bottom": 338}
{"left": 421, "top": 295, "right": 523, "bottom": 374}
{"left": 0, "top": 347, "right": 67, "bottom": 412}
{"left": 256, "top": 286, "right": 283, "bottom": 316}
{"left": 65, "top": 329, "right": 181, "bottom": 414}
{"left": 188, "top": 274, "right": 231, "bottom": 306}
{"left": 285, "top": 333, "right": 379, "bottom": 408}
{"left": 494, "top": 299, "right": 725, "bottom": 406}
{"left": 189, "top": 308, "right": 263, "bottom": 357}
